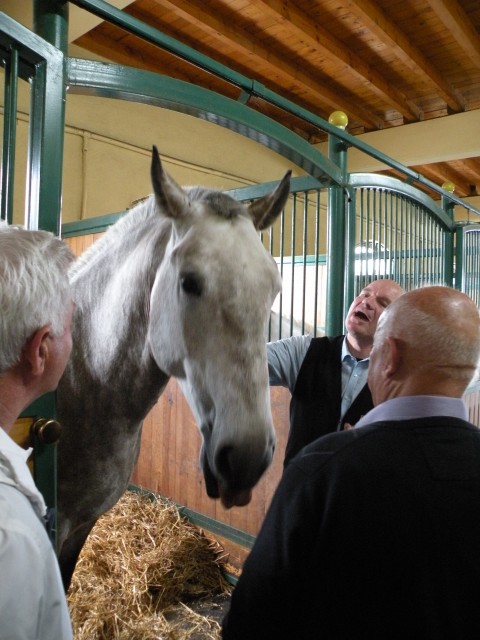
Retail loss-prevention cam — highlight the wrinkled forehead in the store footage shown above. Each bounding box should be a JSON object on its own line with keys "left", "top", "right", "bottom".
{"left": 360, "top": 280, "right": 401, "bottom": 303}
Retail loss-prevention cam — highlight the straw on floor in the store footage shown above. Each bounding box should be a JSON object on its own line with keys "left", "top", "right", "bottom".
{"left": 67, "top": 490, "right": 232, "bottom": 639}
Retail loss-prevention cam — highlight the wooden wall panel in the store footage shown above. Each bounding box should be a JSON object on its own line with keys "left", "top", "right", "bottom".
{"left": 130, "top": 382, "right": 290, "bottom": 569}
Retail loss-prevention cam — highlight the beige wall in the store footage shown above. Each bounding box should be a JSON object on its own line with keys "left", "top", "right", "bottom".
{"left": 0, "top": 66, "right": 302, "bottom": 225}
{"left": 1, "top": 2, "right": 479, "bottom": 226}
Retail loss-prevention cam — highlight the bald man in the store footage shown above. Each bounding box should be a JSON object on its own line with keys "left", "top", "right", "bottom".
{"left": 224, "top": 286, "right": 480, "bottom": 640}
{"left": 268, "top": 278, "right": 404, "bottom": 464}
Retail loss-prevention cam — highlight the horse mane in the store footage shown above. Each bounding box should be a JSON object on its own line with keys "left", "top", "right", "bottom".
{"left": 68, "top": 186, "right": 247, "bottom": 281}
{"left": 68, "top": 195, "right": 160, "bottom": 280}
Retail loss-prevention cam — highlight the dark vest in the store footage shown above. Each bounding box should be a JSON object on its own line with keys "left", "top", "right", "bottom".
{"left": 284, "top": 335, "right": 373, "bottom": 465}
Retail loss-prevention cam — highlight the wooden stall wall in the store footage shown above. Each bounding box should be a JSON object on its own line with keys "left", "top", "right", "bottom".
{"left": 65, "top": 231, "right": 480, "bottom": 569}
{"left": 65, "top": 232, "right": 291, "bottom": 568}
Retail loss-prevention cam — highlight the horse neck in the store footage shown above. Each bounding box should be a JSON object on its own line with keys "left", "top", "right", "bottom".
{"left": 67, "top": 202, "right": 172, "bottom": 410}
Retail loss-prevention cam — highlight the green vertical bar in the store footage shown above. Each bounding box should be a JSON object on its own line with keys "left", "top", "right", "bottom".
{"left": 454, "top": 225, "right": 464, "bottom": 292}
{"left": 325, "top": 132, "right": 347, "bottom": 335}
{"left": 289, "top": 194, "right": 296, "bottom": 335}
{"left": 442, "top": 197, "right": 455, "bottom": 287}
{"left": 1, "top": 47, "right": 18, "bottom": 224}
{"left": 344, "top": 187, "right": 356, "bottom": 312}
{"left": 34, "top": 0, "right": 69, "bottom": 52}
{"left": 27, "top": 0, "right": 67, "bottom": 233}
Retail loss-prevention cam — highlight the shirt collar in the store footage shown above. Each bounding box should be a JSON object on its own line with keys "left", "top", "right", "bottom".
{"left": 0, "top": 428, "right": 47, "bottom": 518}
{"left": 342, "top": 336, "right": 369, "bottom": 363}
{"left": 356, "top": 395, "right": 468, "bottom": 429}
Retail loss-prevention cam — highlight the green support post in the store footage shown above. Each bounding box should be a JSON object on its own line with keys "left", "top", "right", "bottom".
{"left": 27, "top": 0, "right": 67, "bottom": 234}
{"left": 1, "top": 48, "right": 18, "bottom": 224}
{"left": 325, "top": 112, "right": 349, "bottom": 336}
{"left": 441, "top": 189, "right": 455, "bottom": 287}
{"left": 33, "top": 0, "right": 69, "bottom": 52}
{"left": 454, "top": 224, "right": 464, "bottom": 292}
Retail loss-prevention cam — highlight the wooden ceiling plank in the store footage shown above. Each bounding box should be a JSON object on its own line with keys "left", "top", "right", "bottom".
{"left": 425, "top": 0, "right": 480, "bottom": 68}
{"left": 342, "top": 0, "right": 466, "bottom": 112}
{"left": 150, "top": 0, "right": 384, "bottom": 128}
{"left": 412, "top": 161, "right": 471, "bottom": 197}
{"left": 251, "top": 0, "right": 422, "bottom": 121}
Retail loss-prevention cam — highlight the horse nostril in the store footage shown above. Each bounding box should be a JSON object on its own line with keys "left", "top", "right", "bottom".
{"left": 215, "top": 445, "right": 234, "bottom": 486}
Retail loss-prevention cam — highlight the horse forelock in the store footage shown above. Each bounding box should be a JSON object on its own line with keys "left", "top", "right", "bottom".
{"left": 185, "top": 187, "right": 247, "bottom": 222}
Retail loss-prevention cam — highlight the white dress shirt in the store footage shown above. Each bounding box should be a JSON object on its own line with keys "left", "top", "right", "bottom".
{"left": 0, "top": 428, "right": 73, "bottom": 640}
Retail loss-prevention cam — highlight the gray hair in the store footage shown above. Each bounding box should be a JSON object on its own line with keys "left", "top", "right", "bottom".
{"left": 0, "top": 225, "right": 74, "bottom": 373}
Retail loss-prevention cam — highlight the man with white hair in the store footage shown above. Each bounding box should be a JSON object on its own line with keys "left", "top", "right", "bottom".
{"left": 224, "top": 286, "right": 480, "bottom": 640}
{"left": 0, "top": 225, "right": 74, "bottom": 639}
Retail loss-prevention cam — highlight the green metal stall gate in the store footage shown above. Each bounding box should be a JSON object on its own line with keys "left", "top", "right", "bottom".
{"left": 2, "top": 0, "right": 480, "bottom": 550}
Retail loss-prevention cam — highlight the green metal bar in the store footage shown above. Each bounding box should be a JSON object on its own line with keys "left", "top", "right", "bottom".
{"left": 227, "top": 175, "right": 326, "bottom": 200}
{"left": 313, "top": 190, "right": 321, "bottom": 337}
{"left": 62, "top": 211, "right": 125, "bottom": 236}
{"left": 1, "top": 46, "right": 18, "bottom": 224}
{"left": 29, "top": 1, "right": 67, "bottom": 234}
{"left": 454, "top": 225, "right": 465, "bottom": 291}
{"left": 67, "top": 58, "right": 342, "bottom": 184}
{"left": 33, "top": 0, "right": 69, "bottom": 52}
{"left": 349, "top": 174, "right": 454, "bottom": 231}
{"left": 344, "top": 186, "right": 356, "bottom": 308}
{"left": 289, "top": 193, "right": 296, "bottom": 335}
{"left": 0, "top": 12, "right": 65, "bottom": 232}
{"left": 301, "top": 191, "right": 308, "bottom": 335}
{"left": 325, "top": 130, "right": 348, "bottom": 335}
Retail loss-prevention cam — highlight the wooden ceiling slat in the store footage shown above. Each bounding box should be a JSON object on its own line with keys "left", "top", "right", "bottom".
{"left": 426, "top": 0, "right": 480, "bottom": 68}
{"left": 72, "top": 0, "right": 480, "bottom": 201}
{"left": 341, "top": 0, "right": 466, "bottom": 111}
{"left": 412, "top": 161, "right": 474, "bottom": 198}
{"left": 145, "top": 0, "right": 385, "bottom": 128}
{"left": 250, "top": 0, "right": 422, "bottom": 121}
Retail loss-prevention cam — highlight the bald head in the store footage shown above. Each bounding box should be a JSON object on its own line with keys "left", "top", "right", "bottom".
{"left": 368, "top": 286, "right": 480, "bottom": 404}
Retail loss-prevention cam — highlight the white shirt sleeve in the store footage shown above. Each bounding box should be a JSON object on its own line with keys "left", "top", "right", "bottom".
{"left": 267, "top": 335, "right": 312, "bottom": 392}
{"left": 0, "top": 488, "right": 73, "bottom": 640}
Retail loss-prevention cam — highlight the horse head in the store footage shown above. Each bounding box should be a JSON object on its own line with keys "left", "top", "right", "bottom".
{"left": 148, "top": 146, "right": 290, "bottom": 508}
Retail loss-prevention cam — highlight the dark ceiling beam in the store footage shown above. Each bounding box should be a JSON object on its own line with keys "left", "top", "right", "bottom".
{"left": 251, "top": 0, "right": 422, "bottom": 122}
{"left": 426, "top": 0, "right": 480, "bottom": 69}
{"left": 151, "top": 0, "right": 384, "bottom": 129}
{"left": 343, "top": 0, "right": 466, "bottom": 112}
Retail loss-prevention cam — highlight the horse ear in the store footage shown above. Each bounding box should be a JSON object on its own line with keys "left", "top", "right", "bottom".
{"left": 151, "top": 145, "right": 190, "bottom": 218}
{"left": 248, "top": 170, "right": 291, "bottom": 231}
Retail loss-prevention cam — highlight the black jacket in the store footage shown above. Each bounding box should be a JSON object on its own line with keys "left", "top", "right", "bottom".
{"left": 223, "top": 417, "right": 480, "bottom": 640}
{"left": 285, "top": 335, "right": 373, "bottom": 464}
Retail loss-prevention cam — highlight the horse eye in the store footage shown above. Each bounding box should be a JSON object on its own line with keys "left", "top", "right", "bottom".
{"left": 180, "top": 273, "right": 202, "bottom": 297}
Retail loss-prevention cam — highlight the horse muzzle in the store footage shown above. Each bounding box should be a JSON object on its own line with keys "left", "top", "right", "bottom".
{"left": 201, "top": 434, "right": 275, "bottom": 509}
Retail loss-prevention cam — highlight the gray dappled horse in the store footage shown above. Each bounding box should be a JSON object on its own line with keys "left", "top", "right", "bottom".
{"left": 56, "top": 147, "right": 291, "bottom": 589}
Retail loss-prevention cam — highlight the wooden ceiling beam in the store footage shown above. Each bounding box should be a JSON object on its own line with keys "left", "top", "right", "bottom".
{"left": 426, "top": 0, "right": 480, "bottom": 69}
{"left": 412, "top": 161, "right": 472, "bottom": 197}
{"left": 149, "top": 0, "right": 384, "bottom": 129}
{"left": 250, "top": 0, "right": 422, "bottom": 122}
{"left": 342, "top": 0, "right": 466, "bottom": 112}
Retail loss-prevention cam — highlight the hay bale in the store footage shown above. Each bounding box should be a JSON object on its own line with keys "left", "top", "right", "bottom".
{"left": 67, "top": 490, "right": 232, "bottom": 639}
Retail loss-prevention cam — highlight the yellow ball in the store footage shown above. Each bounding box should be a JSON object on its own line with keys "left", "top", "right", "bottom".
{"left": 442, "top": 181, "right": 455, "bottom": 193}
{"left": 328, "top": 111, "right": 348, "bottom": 129}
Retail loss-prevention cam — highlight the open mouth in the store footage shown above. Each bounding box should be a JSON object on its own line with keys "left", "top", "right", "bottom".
{"left": 201, "top": 445, "right": 253, "bottom": 509}
{"left": 354, "top": 310, "right": 369, "bottom": 322}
